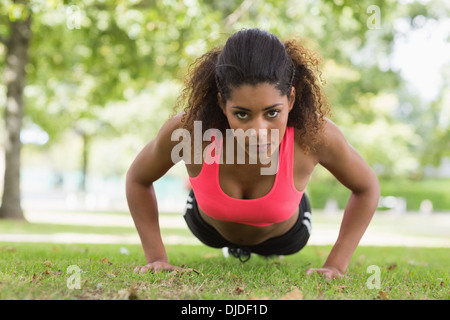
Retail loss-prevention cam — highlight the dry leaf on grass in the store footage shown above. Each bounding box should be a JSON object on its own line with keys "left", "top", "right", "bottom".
{"left": 379, "top": 290, "right": 389, "bottom": 300}
{"left": 116, "top": 286, "right": 140, "bottom": 300}
{"left": 335, "top": 285, "right": 347, "bottom": 293}
{"left": 279, "top": 287, "right": 303, "bottom": 300}
{"left": 387, "top": 264, "right": 397, "bottom": 271}
{"left": 43, "top": 260, "right": 53, "bottom": 267}
{"left": 235, "top": 286, "right": 244, "bottom": 295}
{"left": 170, "top": 268, "right": 203, "bottom": 276}
{"left": 100, "top": 257, "right": 112, "bottom": 265}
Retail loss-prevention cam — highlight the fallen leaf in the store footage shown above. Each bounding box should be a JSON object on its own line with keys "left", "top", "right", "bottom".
{"left": 43, "top": 260, "right": 53, "bottom": 267}
{"left": 170, "top": 268, "right": 203, "bottom": 276}
{"left": 280, "top": 287, "right": 303, "bottom": 300}
{"left": 379, "top": 290, "right": 389, "bottom": 300}
{"left": 116, "top": 286, "right": 139, "bottom": 300}
{"left": 45, "top": 270, "right": 62, "bottom": 276}
{"left": 335, "top": 285, "right": 346, "bottom": 293}
{"left": 100, "top": 257, "right": 112, "bottom": 265}
{"left": 387, "top": 264, "right": 397, "bottom": 271}
{"left": 183, "top": 268, "right": 202, "bottom": 275}
{"left": 235, "top": 286, "right": 244, "bottom": 295}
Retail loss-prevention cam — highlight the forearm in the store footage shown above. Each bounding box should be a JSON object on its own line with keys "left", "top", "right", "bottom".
{"left": 324, "top": 186, "right": 380, "bottom": 273}
{"left": 126, "top": 181, "right": 168, "bottom": 264}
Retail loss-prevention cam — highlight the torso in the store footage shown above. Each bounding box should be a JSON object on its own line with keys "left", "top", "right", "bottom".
{"left": 185, "top": 128, "right": 318, "bottom": 246}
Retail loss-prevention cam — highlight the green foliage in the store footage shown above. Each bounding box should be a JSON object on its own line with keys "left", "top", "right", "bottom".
{"left": 307, "top": 179, "right": 351, "bottom": 210}
{"left": 379, "top": 179, "right": 450, "bottom": 211}
{"left": 1, "top": 0, "right": 449, "bottom": 184}
{"left": 307, "top": 177, "right": 450, "bottom": 211}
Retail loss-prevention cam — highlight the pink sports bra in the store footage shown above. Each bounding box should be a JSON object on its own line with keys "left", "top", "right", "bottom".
{"left": 188, "top": 127, "right": 304, "bottom": 227}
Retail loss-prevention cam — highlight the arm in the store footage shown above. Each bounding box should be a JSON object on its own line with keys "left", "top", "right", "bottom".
{"left": 307, "top": 119, "right": 380, "bottom": 279}
{"left": 126, "top": 114, "right": 184, "bottom": 273}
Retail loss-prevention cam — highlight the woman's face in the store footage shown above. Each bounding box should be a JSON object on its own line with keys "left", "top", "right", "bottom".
{"left": 218, "top": 82, "right": 295, "bottom": 157}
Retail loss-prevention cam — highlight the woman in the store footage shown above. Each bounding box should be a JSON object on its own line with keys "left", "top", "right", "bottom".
{"left": 126, "top": 28, "right": 380, "bottom": 280}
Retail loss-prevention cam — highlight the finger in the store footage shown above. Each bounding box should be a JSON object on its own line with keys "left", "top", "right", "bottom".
{"left": 171, "top": 265, "right": 183, "bottom": 272}
{"left": 155, "top": 262, "right": 179, "bottom": 273}
{"left": 152, "top": 266, "right": 163, "bottom": 273}
{"left": 152, "top": 262, "right": 167, "bottom": 273}
{"left": 323, "top": 272, "right": 333, "bottom": 281}
{"left": 133, "top": 266, "right": 141, "bottom": 274}
{"left": 306, "top": 268, "right": 322, "bottom": 276}
{"left": 140, "top": 264, "right": 153, "bottom": 274}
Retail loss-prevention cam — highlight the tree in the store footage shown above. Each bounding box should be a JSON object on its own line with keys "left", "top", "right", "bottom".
{"left": 0, "top": 2, "right": 30, "bottom": 219}
{"left": 1, "top": 0, "right": 448, "bottom": 219}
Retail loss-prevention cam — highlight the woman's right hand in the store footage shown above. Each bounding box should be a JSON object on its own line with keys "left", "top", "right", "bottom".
{"left": 133, "top": 261, "right": 182, "bottom": 274}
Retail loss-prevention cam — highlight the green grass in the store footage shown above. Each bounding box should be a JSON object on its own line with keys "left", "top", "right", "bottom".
{"left": 0, "top": 211, "right": 448, "bottom": 300}
{"left": 0, "top": 242, "right": 448, "bottom": 300}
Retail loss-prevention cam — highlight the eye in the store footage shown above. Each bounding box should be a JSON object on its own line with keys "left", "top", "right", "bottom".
{"left": 234, "top": 112, "right": 248, "bottom": 120}
{"left": 267, "top": 110, "right": 280, "bottom": 118}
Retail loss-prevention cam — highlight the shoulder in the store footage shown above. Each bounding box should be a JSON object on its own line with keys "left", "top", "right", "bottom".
{"left": 153, "top": 112, "right": 186, "bottom": 151}
{"left": 307, "top": 118, "right": 380, "bottom": 194}
{"left": 157, "top": 112, "right": 185, "bottom": 137}
{"left": 127, "top": 112, "right": 189, "bottom": 185}
{"left": 292, "top": 117, "right": 349, "bottom": 162}
{"left": 292, "top": 116, "right": 339, "bottom": 151}
{"left": 135, "top": 112, "right": 187, "bottom": 169}
{"left": 312, "top": 117, "right": 350, "bottom": 163}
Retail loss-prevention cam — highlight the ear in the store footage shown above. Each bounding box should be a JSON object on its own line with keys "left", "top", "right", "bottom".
{"left": 217, "top": 93, "right": 226, "bottom": 115}
{"left": 288, "top": 86, "right": 295, "bottom": 112}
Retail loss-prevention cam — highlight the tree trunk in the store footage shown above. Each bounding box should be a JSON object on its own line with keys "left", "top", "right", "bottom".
{"left": 79, "top": 132, "right": 90, "bottom": 193}
{"left": 0, "top": 16, "right": 31, "bottom": 220}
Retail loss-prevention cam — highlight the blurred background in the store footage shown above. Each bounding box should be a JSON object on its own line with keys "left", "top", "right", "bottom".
{"left": 0, "top": 0, "right": 449, "bottom": 245}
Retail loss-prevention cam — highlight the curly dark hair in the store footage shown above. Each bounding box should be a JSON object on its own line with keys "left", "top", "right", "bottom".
{"left": 174, "top": 28, "right": 330, "bottom": 153}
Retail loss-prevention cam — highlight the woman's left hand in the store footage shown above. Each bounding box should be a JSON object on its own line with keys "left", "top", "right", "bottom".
{"left": 306, "top": 266, "right": 345, "bottom": 280}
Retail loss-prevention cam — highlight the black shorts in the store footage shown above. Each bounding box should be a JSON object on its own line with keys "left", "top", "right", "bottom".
{"left": 183, "top": 189, "right": 311, "bottom": 258}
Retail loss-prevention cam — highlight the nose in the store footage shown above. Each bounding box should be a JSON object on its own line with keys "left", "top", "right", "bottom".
{"left": 249, "top": 118, "right": 269, "bottom": 141}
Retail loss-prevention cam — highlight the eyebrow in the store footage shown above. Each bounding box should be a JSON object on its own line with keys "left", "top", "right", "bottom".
{"left": 231, "top": 104, "right": 283, "bottom": 111}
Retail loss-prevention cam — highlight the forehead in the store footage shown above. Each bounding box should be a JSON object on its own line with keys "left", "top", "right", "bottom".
{"left": 227, "top": 83, "right": 286, "bottom": 107}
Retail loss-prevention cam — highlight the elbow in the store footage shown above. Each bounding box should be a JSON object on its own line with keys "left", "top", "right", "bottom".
{"left": 363, "top": 172, "right": 381, "bottom": 213}
{"left": 372, "top": 172, "right": 381, "bottom": 201}
{"left": 363, "top": 168, "right": 380, "bottom": 197}
{"left": 125, "top": 166, "right": 136, "bottom": 190}
{"left": 362, "top": 170, "right": 380, "bottom": 203}
{"left": 125, "top": 166, "right": 153, "bottom": 193}
{"left": 351, "top": 171, "right": 380, "bottom": 209}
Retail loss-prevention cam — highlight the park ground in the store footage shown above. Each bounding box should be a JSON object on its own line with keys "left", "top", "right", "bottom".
{"left": 0, "top": 209, "right": 449, "bottom": 300}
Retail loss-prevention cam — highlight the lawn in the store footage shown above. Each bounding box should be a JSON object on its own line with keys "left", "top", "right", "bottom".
{"left": 0, "top": 242, "right": 448, "bottom": 300}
